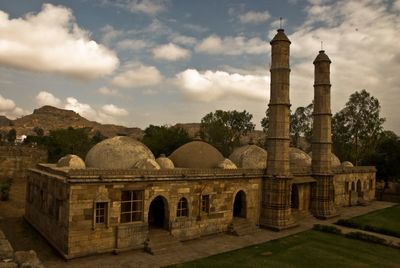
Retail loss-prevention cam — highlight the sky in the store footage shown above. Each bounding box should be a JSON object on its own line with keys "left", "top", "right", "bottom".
{"left": 0, "top": 0, "right": 399, "bottom": 134}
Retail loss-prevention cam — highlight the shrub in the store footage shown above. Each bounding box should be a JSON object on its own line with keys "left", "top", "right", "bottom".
{"left": 313, "top": 224, "right": 342, "bottom": 234}
{"left": 363, "top": 225, "right": 400, "bottom": 238}
{"left": 0, "top": 178, "right": 13, "bottom": 201}
{"left": 345, "top": 232, "right": 387, "bottom": 245}
{"left": 336, "top": 219, "right": 360, "bottom": 228}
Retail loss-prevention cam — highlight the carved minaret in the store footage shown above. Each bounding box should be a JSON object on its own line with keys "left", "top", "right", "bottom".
{"left": 311, "top": 50, "right": 338, "bottom": 219}
{"left": 260, "top": 29, "right": 296, "bottom": 230}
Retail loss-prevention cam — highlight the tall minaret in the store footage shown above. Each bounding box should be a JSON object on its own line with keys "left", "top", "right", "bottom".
{"left": 260, "top": 29, "right": 296, "bottom": 230}
{"left": 311, "top": 50, "right": 338, "bottom": 219}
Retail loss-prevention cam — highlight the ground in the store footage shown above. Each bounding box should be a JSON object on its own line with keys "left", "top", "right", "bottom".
{"left": 170, "top": 230, "right": 400, "bottom": 268}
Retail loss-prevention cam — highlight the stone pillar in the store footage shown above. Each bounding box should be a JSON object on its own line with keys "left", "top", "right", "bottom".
{"left": 260, "top": 29, "right": 296, "bottom": 230}
{"left": 311, "top": 50, "right": 338, "bottom": 219}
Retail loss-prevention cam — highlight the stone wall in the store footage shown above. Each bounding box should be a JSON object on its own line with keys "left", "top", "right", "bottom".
{"left": 0, "top": 146, "right": 47, "bottom": 180}
{"left": 333, "top": 167, "right": 376, "bottom": 207}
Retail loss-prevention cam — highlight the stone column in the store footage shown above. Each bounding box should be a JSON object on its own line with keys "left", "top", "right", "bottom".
{"left": 311, "top": 50, "right": 338, "bottom": 219}
{"left": 260, "top": 29, "right": 296, "bottom": 230}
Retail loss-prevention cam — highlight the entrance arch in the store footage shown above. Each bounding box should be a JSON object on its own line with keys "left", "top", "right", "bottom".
{"left": 291, "top": 184, "right": 299, "bottom": 209}
{"left": 148, "top": 196, "right": 169, "bottom": 229}
{"left": 356, "top": 180, "right": 362, "bottom": 192}
{"left": 233, "top": 190, "right": 246, "bottom": 218}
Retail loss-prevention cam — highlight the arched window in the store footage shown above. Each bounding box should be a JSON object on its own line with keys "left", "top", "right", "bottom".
{"left": 177, "top": 197, "right": 188, "bottom": 217}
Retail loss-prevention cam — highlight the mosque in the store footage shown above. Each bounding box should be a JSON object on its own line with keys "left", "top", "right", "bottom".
{"left": 24, "top": 29, "right": 376, "bottom": 259}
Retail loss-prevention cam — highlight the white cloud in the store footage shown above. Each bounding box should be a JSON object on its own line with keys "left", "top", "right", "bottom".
{"left": 0, "top": 4, "right": 119, "bottom": 79}
{"left": 65, "top": 97, "right": 98, "bottom": 120}
{"left": 116, "top": 39, "right": 147, "bottom": 51}
{"left": 195, "top": 35, "right": 269, "bottom": 55}
{"left": 125, "top": 0, "right": 168, "bottom": 15}
{"left": 101, "top": 104, "right": 129, "bottom": 116}
{"left": 35, "top": 91, "right": 61, "bottom": 107}
{"left": 169, "top": 34, "right": 197, "bottom": 46}
{"left": 175, "top": 69, "right": 268, "bottom": 102}
{"left": 0, "top": 94, "right": 16, "bottom": 111}
{"left": 97, "top": 87, "right": 119, "bottom": 96}
{"left": 152, "top": 43, "right": 190, "bottom": 61}
{"left": 112, "top": 64, "right": 164, "bottom": 88}
{"left": 100, "top": 25, "right": 123, "bottom": 45}
{"left": 239, "top": 11, "right": 271, "bottom": 24}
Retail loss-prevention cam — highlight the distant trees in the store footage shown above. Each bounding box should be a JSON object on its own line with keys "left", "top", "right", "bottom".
{"left": 200, "top": 110, "right": 255, "bottom": 156}
{"left": 24, "top": 127, "right": 104, "bottom": 162}
{"left": 332, "top": 89, "right": 385, "bottom": 165}
{"left": 142, "top": 125, "right": 192, "bottom": 157}
{"left": 6, "top": 129, "right": 16, "bottom": 143}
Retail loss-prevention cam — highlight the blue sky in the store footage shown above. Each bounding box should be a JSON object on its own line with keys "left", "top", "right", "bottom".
{"left": 0, "top": 0, "right": 399, "bottom": 134}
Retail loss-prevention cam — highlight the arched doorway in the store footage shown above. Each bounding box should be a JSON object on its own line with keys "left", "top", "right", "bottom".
{"left": 233, "top": 190, "right": 246, "bottom": 218}
{"left": 356, "top": 180, "right": 362, "bottom": 197}
{"left": 291, "top": 184, "right": 299, "bottom": 209}
{"left": 148, "top": 196, "right": 169, "bottom": 229}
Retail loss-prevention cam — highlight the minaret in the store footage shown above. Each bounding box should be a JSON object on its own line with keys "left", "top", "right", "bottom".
{"left": 311, "top": 50, "right": 338, "bottom": 219}
{"left": 260, "top": 29, "right": 296, "bottom": 230}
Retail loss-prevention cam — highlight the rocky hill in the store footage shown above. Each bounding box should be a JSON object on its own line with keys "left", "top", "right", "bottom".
{"left": 0, "top": 106, "right": 143, "bottom": 139}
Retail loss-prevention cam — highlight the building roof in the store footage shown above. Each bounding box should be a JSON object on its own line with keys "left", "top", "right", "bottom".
{"left": 290, "top": 147, "right": 312, "bottom": 168}
{"left": 229, "top": 144, "right": 267, "bottom": 169}
{"left": 168, "top": 141, "right": 224, "bottom": 168}
{"left": 85, "top": 136, "right": 155, "bottom": 169}
{"left": 313, "top": 50, "right": 331, "bottom": 63}
{"left": 270, "top": 29, "right": 291, "bottom": 44}
{"left": 57, "top": 154, "right": 86, "bottom": 169}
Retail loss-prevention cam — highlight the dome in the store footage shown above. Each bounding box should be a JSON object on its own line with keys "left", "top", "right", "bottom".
{"left": 290, "top": 147, "right": 312, "bottom": 168}
{"left": 169, "top": 141, "right": 224, "bottom": 168}
{"left": 229, "top": 145, "right": 267, "bottom": 169}
{"left": 134, "top": 158, "right": 160, "bottom": 170}
{"left": 308, "top": 152, "right": 341, "bottom": 167}
{"left": 156, "top": 155, "right": 175, "bottom": 169}
{"left": 85, "top": 136, "right": 155, "bottom": 169}
{"left": 57, "top": 154, "right": 85, "bottom": 169}
{"left": 217, "top": 159, "right": 237, "bottom": 169}
{"left": 342, "top": 161, "right": 354, "bottom": 167}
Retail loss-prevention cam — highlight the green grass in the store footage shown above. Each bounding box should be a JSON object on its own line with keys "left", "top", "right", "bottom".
{"left": 171, "top": 230, "right": 400, "bottom": 268}
{"left": 350, "top": 204, "right": 400, "bottom": 234}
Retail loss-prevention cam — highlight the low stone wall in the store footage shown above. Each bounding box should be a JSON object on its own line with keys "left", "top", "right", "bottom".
{"left": 0, "top": 228, "right": 43, "bottom": 267}
{"left": 0, "top": 146, "right": 47, "bottom": 181}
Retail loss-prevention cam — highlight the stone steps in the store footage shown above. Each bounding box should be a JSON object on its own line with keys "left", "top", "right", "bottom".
{"left": 144, "top": 229, "right": 183, "bottom": 255}
{"left": 228, "top": 218, "right": 259, "bottom": 236}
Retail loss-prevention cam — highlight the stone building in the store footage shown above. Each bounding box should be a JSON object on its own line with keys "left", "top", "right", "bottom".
{"left": 25, "top": 29, "right": 376, "bottom": 259}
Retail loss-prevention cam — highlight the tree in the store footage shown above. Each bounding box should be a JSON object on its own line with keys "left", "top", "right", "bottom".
{"left": 33, "top": 127, "right": 44, "bottom": 137}
{"left": 6, "top": 128, "right": 16, "bottom": 144}
{"left": 332, "top": 89, "right": 385, "bottom": 165}
{"left": 200, "top": 110, "right": 255, "bottom": 156}
{"left": 291, "top": 103, "right": 313, "bottom": 147}
{"left": 142, "top": 125, "right": 192, "bottom": 157}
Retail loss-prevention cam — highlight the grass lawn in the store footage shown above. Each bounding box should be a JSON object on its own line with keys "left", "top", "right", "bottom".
{"left": 350, "top": 204, "right": 400, "bottom": 233}
{"left": 170, "top": 230, "right": 400, "bottom": 268}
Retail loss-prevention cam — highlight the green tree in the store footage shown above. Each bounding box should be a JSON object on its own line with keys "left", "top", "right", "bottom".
{"left": 332, "top": 89, "right": 385, "bottom": 165}
{"left": 200, "top": 110, "right": 255, "bottom": 156}
{"left": 291, "top": 103, "right": 313, "bottom": 147}
{"left": 363, "top": 131, "right": 400, "bottom": 182}
{"left": 142, "top": 125, "right": 191, "bottom": 157}
{"left": 6, "top": 128, "right": 16, "bottom": 143}
{"left": 33, "top": 127, "right": 44, "bottom": 136}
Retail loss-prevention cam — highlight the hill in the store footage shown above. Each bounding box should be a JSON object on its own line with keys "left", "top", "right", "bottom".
{"left": 0, "top": 106, "right": 143, "bottom": 139}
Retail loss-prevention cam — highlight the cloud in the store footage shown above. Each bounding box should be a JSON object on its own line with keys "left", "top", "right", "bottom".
{"left": 0, "top": 94, "right": 28, "bottom": 119}
{"left": 0, "top": 94, "right": 16, "bottom": 111}
{"left": 239, "top": 11, "right": 271, "bottom": 24}
{"left": 286, "top": 0, "right": 400, "bottom": 133}
{"left": 112, "top": 64, "right": 164, "bottom": 88}
{"left": 169, "top": 34, "right": 197, "bottom": 46}
{"left": 101, "top": 104, "right": 129, "bottom": 116}
{"left": 35, "top": 91, "right": 61, "bottom": 107}
{"left": 195, "top": 35, "right": 269, "bottom": 55}
{"left": 175, "top": 69, "right": 268, "bottom": 102}
{"left": 152, "top": 43, "right": 190, "bottom": 61}
{"left": 100, "top": 25, "right": 124, "bottom": 46}
{"left": 116, "top": 39, "right": 147, "bottom": 51}
{"left": 0, "top": 4, "right": 119, "bottom": 79}
{"left": 104, "top": 0, "right": 168, "bottom": 16}
{"left": 97, "top": 87, "right": 119, "bottom": 96}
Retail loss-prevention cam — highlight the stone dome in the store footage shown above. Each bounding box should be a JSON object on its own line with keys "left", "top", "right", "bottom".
{"left": 156, "top": 155, "right": 175, "bottom": 169}
{"left": 169, "top": 141, "right": 224, "bottom": 168}
{"left": 85, "top": 136, "right": 155, "bottom": 169}
{"left": 290, "top": 147, "right": 312, "bottom": 168}
{"left": 308, "top": 152, "right": 341, "bottom": 167}
{"left": 229, "top": 145, "right": 267, "bottom": 169}
{"left": 342, "top": 161, "right": 354, "bottom": 168}
{"left": 134, "top": 158, "right": 160, "bottom": 170}
{"left": 217, "top": 159, "right": 237, "bottom": 169}
{"left": 57, "top": 154, "right": 86, "bottom": 169}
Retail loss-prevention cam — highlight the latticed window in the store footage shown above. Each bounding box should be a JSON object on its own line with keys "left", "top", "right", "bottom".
{"left": 120, "top": 190, "right": 143, "bottom": 223}
{"left": 201, "top": 195, "right": 210, "bottom": 213}
{"left": 177, "top": 197, "right": 188, "bottom": 217}
{"left": 95, "top": 202, "right": 107, "bottom": 224}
